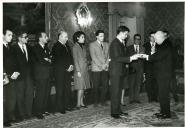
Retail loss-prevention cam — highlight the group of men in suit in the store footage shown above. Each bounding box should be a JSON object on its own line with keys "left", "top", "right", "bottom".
{"left": 109, "top": 26, "right": 174, "bottom": 119}
{"left": 3, "top": 26, "right": 175, "bottom": 126}
{"left": 3, "top": 28, "right": 82, "bottom": 127}
{"left": 3, "top": 29, "right": 35, "bottom": 126}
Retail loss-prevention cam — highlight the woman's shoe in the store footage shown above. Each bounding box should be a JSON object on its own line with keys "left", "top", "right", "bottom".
{"left": 81, "top": 105, "right": 88, "bottom": 108}
{"left": 74, "top": 106, "right": 80, "bottom": 110}
{"left": 120, "top": 103, "right": 126, "bottom": 106}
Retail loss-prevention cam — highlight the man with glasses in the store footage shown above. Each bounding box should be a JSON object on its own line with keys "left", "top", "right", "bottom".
{"left": 127, "top": 34, "right": 145, "bottom": 104}
{"left": 12, "top": 30, "right": 34, "bottom": 121}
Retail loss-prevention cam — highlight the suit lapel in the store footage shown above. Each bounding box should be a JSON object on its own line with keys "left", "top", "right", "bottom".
{"left": 94, "top": 41, "right": 102, "bottom": 50}
{"left": 95, "top": 41, "right": 105, "bottom": 56}
{"left": 16, "top": 44, "right": 28, "bottom": 61}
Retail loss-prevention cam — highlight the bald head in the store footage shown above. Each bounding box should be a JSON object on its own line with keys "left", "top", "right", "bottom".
{"left": 154, "top": 31, "right": 166, "bottom": 45}
{"left": 58, "top": 31, "right": 68, "bottom": 44}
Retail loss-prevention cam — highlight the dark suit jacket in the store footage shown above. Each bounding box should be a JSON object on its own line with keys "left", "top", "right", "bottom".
{"left": 32, "top": 43, "right": 51, "bottom": 80}
{"left": 109, "top": 38, "right": 130, "bottom": 76}
{"left": 11, "top": 43, "right": 33, "bottom": 81}
{"left": 127, "top": 45, "right": 144, "bottom": 74}
{"left": 3, "top": 44, "right": 18, "bottom": 76}
{"left": 143, "top": 42, "right": 155, "bottom": 74}
{"left": 52, "top": 41, "right": 73, "bottom": 71}
{"left": 149, "top": 39, "right": 173, "bottom": 78}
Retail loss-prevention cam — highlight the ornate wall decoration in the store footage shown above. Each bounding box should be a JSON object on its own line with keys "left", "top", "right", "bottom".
{"left": 48, "top": 2, "right": 109, "bottom": 46}
{"left": 144, "top": 2, "right": 184, "bottom": 46}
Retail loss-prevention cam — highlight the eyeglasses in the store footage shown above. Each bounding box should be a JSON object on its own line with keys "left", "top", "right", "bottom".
{"left": 22, "top": 36, "right": 28, "bottom": 39}
{"left": 135, "top": 38, "right": 141, "bottom": 40}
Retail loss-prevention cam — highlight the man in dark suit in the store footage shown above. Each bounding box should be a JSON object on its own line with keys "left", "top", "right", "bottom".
{"left": 163, "top": 31, "right": 179, "bottom": 104}
{"left": 127, "top": 34, "right": 145, "bottom": 104}
{"left": 3, "top": 29, "right": 20, "bottom": 126}
{"left": 12, "top": 30, "right": 34, "bottom": 120}
{"left": 51, "top": 31, "right": 74, "bottom": 114}
{"left": 32, "top": 32, "right": 52, "bottom": 119}
{"left": 142, "top": 31, "right": 173, "bottom": 119}
{"left": 143, "top": 32, "right": 158, "bottom": 102}
{"left": 109, "top": 26, "right": 139, "bottom": 119}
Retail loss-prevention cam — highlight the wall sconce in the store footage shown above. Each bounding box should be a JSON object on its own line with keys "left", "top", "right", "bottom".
{"left": 76, "top": 2, "right": 93, "bottom": 27}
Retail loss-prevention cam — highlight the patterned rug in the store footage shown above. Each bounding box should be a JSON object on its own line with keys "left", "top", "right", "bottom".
{"left": 7, "top": 94, "right": 184, "bottom": 128}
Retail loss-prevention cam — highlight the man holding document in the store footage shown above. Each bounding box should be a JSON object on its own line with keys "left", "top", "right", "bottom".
{"left": 3, "top": 29, "right": 20, "bottom": 126}
{"left": 137, "top": 31, "right": 173, "bottom": 119}
{"left": 109, "top": 26, "right": 141, "bottom": 119}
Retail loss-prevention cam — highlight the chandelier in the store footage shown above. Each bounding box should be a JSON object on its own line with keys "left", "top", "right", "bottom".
{"left": 76, "top": 3, "right": 93, "bottom": 27}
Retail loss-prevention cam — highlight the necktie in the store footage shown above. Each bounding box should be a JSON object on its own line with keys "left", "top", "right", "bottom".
{"left": 6, "top": 44, "right": 9, "bottom": 49}
{"left": 44, "top": 45, "right": 47, "bottom": 53}
{"left": 151, "top": 42, "right": 154, "bottom": 47}
{"left": 151, "top": 43, "right": 155, "bottom": 53}
{"left": 100, "top": 43, "right": 103, "bottom": 50}
{"left": 135, "top": 45, "right": 139, "bottom": 53}
{"left": 22, "top": 45, "right": 27, "bottom": 60}
{"left": 64, "top": 44, "right": 68, "bottom": 52}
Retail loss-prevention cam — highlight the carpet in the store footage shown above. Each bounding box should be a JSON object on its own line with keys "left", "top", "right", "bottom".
{"left": 7, "top": 94, "right": 184, "bottom": 128}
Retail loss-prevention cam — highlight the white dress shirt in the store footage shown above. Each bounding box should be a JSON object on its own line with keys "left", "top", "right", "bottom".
{"left": 134, "top": 44, "right": 139, "bottom": 53}
{"left": 18, "top": 42, "right": 28, "bottom": 61}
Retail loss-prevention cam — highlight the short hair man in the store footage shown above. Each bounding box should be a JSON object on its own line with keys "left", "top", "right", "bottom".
{"left": 143, "top": 31, "right": 158, "bottom": 102}
{"left": 89, "top": 30, "right": 109, "bottom": 107}
{"left": 3, "top": 29, "right": 19, "bottom": 126}
{"left": 142, "top": 31, "right": 173, "bottom": 119}
{"left": 12, "top": 30, "right": 34, "bottom": 120}
{"left": 32, "top": 32, "right": 51, "bottom": 119}
{"left": 109, "top": 26, "right": 139, "bottom": 119}
{"left": 51, "top": 31, "right": 74, "bottom": 113}
{"left": 127, "top": 34, "right": 145, "bottom": 104}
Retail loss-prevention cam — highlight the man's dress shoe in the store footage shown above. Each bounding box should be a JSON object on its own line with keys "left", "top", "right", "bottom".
{"left": 111, "top": 114, "right": 121, "bottom": 119}
{"left": 157, "top": 114, "right": 171, "bottom": 119}
{"left": 4, "top": 121, "right": 12, "bottom": 127}
{"left": 36, "top": 114, "right": 44, "bottom": 119}
{"left": 60, "top": 110, "right": 66, "bottom": 114}
{"left": 81, "top": 105, "right": 88, "bottom": 108}
{"left": 120, "top": 111, "right": 128, "bottom": 116}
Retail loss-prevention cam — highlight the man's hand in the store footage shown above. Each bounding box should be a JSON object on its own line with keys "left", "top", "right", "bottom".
{"left": 77, "top": 72, "right": 81, "bottom": 77}
{"left": 130, "top": 54, "right": 140, "bottom": 62}
{"left": 3, "top": 75, "right": 9, "bottom": 85}
{"left": 67, "top": 65, "right": 73, "bottom": 72}
{"left": 102, "top": 64, "right": 109, "bottom": 71}
{"left": 44, "top": 58, "right": 51, "bottom": 63}
{"left": 10, "top": 72, "right": 20, "bottom": 80}
{"left": 138, "top": 54, "right": 149, "bottom": 60}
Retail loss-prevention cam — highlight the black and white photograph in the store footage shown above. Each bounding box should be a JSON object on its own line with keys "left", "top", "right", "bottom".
{"left": 2, "top": 1, "right": 184, "bottom": 127}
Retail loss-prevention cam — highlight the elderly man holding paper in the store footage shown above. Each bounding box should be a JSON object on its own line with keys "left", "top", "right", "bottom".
{"left": 139, "top": 31, "right": 173, "bottom": 119}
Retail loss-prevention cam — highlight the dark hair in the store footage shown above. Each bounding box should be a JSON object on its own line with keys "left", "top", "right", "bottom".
{"left": 95, "top": 30, "right": 104, "bottom": 36}
{"left": 134, "top": 34, "right": 141, "bottom": 39}
{"left": 116, "top": 26, "right": 130, "bottom": 35}
{"left": 3, "top": 29, "right": 12, "bottom": 35}
{"left": 37, "top": 32, "right": 45, "bottom": 41}
{"left": 73, "top": 31, "right": 85, "bottom": 43}
{"left": 16, "top": 30, "right": 27, "bottom": 38}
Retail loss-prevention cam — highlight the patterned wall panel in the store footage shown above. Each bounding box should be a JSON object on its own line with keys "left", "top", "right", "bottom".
{"left": 144, "top": 2, "right": 184, "bottom": 46}
{"left": 49, "top": 2, "right": 109, "bottom": 45}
